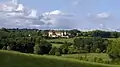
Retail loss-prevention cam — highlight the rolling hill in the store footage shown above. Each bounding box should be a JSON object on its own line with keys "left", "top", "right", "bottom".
{"left": 0, "top": 50, "right": 119, "bottom": 67}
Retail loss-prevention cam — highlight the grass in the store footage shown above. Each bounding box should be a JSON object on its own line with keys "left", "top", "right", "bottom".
{"left": 62, "top": 53, "right": 110, "bottom": 61}
{"left": 48, "top": 37, "right": 120, "bottom": 43}
{"left": 52, "top": 43, "right": 63, "bottom": 48}
{"left": 47, "top": 38, "right": 75, "bottom": 43}
{"left": 0, "top": 50, "right": 119, "bottom": 67}
{"left": 107, "top": 38, "right": 120, "bottom": 40}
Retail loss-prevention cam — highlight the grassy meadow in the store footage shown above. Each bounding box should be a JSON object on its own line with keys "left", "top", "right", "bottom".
{"left": 47, "top": 38, "right": 75, "bottom": 43}
{"left": 52, "top": 43, "right": 63, "bottom": 48}
{"left": 0, "top": 50, "right": 119, "bottom": 67}
{"left": 62, "top": 53, "right": 110, "bottom": 62}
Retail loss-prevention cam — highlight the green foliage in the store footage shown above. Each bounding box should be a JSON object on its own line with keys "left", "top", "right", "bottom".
{"left": 55, "top": 52, "right": 61, "bottom": 56}
{"left": 62, "top": 53, "right": 110, "bottom": 64}
{"left": 47, "top": 38, "right": 74, "bottom": 44}
{"left": 107, "top": 40, "right": 120, "bottom": 61}
{"left": 52, "top": 43, "right": 63, "bottom": 48}
{"left": 62, "top": 48, "right": 68, "bottom": 54}
{"left": 103, "top": 60, "right": 111, "bottom": 64}
{"left": 49, "top": 47, "right": 57, "bottom": 55}
{"left": 7, "top": 46, "right": 12, "bottom": 50}
{"left": 69, "top": 29, "right": 80, "bottom": 37}
{"left": 96, "top": 48, "right": 101, "bottom": 53}
{"left": 34, "top": 40, "right": 52, "bottom": 55}
{"left": 68, "top": 47, "right": 76, "bottom": 54}
{"left": 74, "top": 37, "right": 109, "bottom": 53}
{"left": 96, "top": 58, "right": 103, "bottom": 63}
{"left": 34, "top": 44, "right": 41, "bottom": 54}
{"left": 60, "top": 42, "right": 70, "bottom": 54}
{"left": 93, "top": 57, "right": 98, "bottom": 62}
{"left": 2, "top": 46, "right": 7, "bottom": 50}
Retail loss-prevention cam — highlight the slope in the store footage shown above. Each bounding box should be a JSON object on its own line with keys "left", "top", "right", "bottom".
{"left": 0, "top": 50, "right": 118, "bottom": 67}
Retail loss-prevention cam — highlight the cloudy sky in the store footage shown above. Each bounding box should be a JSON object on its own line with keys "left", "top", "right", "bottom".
{"left": 0, "top": 0, "right": 119, "bottom": 30}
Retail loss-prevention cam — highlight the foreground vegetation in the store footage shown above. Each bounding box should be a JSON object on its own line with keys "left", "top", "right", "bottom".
{"left": 62, "top": 53, "right": 109, "bottom": 60}
{"left": 0, "top": 50, "right": 119, "bottom": 67}
{"left": 62, "top": 53, "right": 110, "bottom": 64}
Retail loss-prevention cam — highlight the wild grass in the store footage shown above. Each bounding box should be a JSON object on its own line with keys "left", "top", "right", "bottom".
{"left": 0, "top": 50, "right": 119, "bottom": 67}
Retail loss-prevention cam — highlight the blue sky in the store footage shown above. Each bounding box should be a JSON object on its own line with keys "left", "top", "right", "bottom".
{"left": 0, "top": 0, "right": 120, "bottom": 30}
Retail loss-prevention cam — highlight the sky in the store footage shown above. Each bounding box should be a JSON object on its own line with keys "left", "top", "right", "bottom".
{"left": 0, "top": 0, "right": 120, "bottom": 31}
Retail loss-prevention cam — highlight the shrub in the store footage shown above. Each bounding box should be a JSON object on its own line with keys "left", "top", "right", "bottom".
{"left": 34, "top": 40, "right": 52, "bottom": 55}
{"left": 62, "top": 48, "right": 68, "bottom": 54}
{"left": 7, "top": 46, "right": 12, "bottom": 50}
{"left": 85, "top": 58, "right": 89, "bottom": 61}
{"left": 2, "top": 46, "right": 7, "bottom": 50}
{"left": 96, "top": 48, "right": 101, "bottom": 53}
{"left": 79, "top": 56, "right": 83, "bottom": 60}
{"left": 103, "top": 60, "right": 110, "bottom": 64}
{"left": 55, "top": 52, "right": 61, "bottom": 56}
{"left": 103, "top": 50, "right": 106, "bottom": 53}
{"left": 96, "top": 58, "right": 103, "bottom": 63}
{"left": 49, "top": 47, "right": 57, "bottom": 55}
{"left": 93, "top": 57, "right": 98, "bottom": 62}
{"left": 34, "top": 44, "right": 41, "bottom": 54}
{"left": 107, "top": 40, "right": 120, "bottom": 61}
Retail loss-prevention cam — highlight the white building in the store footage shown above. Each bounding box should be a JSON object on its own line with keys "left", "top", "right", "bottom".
{"left": 48, "top": 30, "right": 69, "bottom": 38}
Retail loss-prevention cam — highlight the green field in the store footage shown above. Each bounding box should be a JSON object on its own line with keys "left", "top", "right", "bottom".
{"left": 0, "top": 50, "right": 119, "bottom": 67}
{"left": 52, "top": 43, "right": 63, "bottom": 48}
{"left": 62, "top": 53, "right": 110, "bottom": 61}
{"left": 47, "top": 38, "right": 75, "bottom": 43}
{"left": 48, "top": 37, "right": 120, "bottom": 44}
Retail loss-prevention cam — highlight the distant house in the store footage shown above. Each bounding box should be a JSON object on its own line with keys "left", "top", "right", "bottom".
{"left": 48, "top": 30, "right": 70, "bottom": 38}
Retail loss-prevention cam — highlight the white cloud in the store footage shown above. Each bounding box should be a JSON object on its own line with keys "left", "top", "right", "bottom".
{"left": 12, "top": 0, "right": 18, "bottom": 5}
{"left": 40, "top": 10, "right": 76, "bottom": 29}
{"left": 42, "top": 10, "right": 64, "bottom": 17}
{"left": 0, "top": 0, "right": 75, "bottom": 29}
{"left": 28, "top": 9, "right": 38, "bottom": 18}
{"left": 88, "top": 12, "right": 111, "bottom": 20}
{"left": 16, "top": 4, "right": 24, "bottom": 11}
{"left": 50, "top": 10, "right": 63, "bottom": 15}
{"left": 96, "top": 13, "right": 110, "bottom": 19}
{"left": 87, "top": 12, "right": 112, "bottom": 30}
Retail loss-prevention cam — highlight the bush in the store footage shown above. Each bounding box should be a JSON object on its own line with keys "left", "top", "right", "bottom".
{"left": 34, "top": 44, "right": 41, "bottom": 54}
{"left": 103, "top": 60, "right": 110, "bottom": 64}
{"left": 55, "top": 52, "right": 61, "bottom": 56}
{"left": 85, "top": 58, "right": 89, "bottom": 61}
{"left": 56, "top": 48, "right": 62, "bottom": 54}
{"left": 96, "top": 58, "right": 103, "bottom": 63}
{"left": 49, "top": 47, "right": 57, "bottom": 55}
{"left": 62, "top": 48, "right": 68, "bottom": 54}
{"left": 96, "top": 48, "right": 101, "bottom": 53}
{"left": 103, "top": 50, "right": 106, "bottom": 53}
{"left": 2, "top": 46, "right": 7, "bottom": 50}
{"left": 79, "top": 56, "right": 83, "bottom": 60}
{"left": 93, "top": 57, "right": 98, "bottom": 62}
{"left": 7, "top": 46, "right": 12, "bottom": 50}
{"left": 34, "top": 40, "right": 52, "bottom": 55}
{"left": 107, "top": 40, "right": 120, "bottom": 61}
